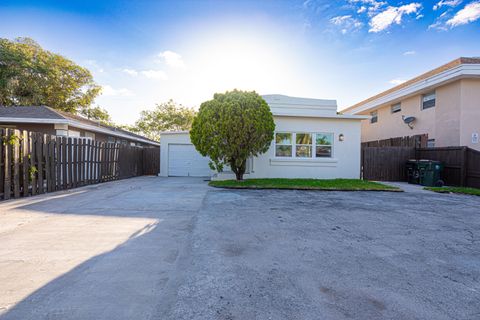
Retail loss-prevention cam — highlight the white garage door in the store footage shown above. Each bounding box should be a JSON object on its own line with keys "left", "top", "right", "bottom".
{"left": 168, "top": 144, "right": 211, "bottom": 177}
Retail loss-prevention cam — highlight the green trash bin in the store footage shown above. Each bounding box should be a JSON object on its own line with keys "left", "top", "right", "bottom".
{"left": 418, "top": 160, "right": 444, "bottom": 187}
{"left": 406, "top": 160, "right": 419, "bottom": 184}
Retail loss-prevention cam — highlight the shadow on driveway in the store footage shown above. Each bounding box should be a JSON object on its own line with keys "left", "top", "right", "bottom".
{"left": 0, "top": 177, "right": 206, "bottom": 320}
{"left": 1, "top": 177, "right": 480, "bottom": 320}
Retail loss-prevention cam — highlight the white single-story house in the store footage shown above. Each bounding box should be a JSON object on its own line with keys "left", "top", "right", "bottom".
{"left": 159, "top": 94, "right": 367, "bottom": 179}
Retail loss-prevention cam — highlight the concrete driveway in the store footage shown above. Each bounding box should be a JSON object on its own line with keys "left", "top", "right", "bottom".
{"left": 0, "top": 177, "right": 479, "bottom": 320}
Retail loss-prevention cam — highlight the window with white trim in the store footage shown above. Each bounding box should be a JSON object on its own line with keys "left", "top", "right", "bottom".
{"left": 427, "top": 139, "right": 435, "bottom": 148}
{"left": 370, "top": 111, "right": 378, "bottom": 123}
{"left": 296, "top": 133, "right": 312, "bottom": 157}
{"left": 422, "top": 91, "right": 436, "bottom": 110}
{"left": 274, "top": 132, "right": 334, "bottom": 158}
{"left": 391, "top": 103, "right": 401, "bottom": 113}
{"left": 316, "top": 133, "right": 333, "bottom": 157}
{"left": 275, "top": 133, "right": 292, "bottom": 157}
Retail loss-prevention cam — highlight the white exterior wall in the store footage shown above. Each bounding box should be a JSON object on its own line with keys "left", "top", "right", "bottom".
{"left": 248, "top": 116, "right": 362, "bottom": 179}
{"left": 159, "top": 132, "right": 214, "bottom": 177}
{"left": 159, "top": 95, "right": 364, "bottom": 179}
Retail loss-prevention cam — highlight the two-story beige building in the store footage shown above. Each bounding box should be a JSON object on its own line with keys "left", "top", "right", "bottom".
{"left": 342, "top": 57, "right": 480, "bottom": 150}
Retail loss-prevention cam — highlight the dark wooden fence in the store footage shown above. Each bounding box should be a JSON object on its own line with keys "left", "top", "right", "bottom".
{"left": 362, "top": 147, "right": 416, "bottom": 181}
{"left": 362, "top": 145, "right": 480, "bottom": 188}
{"left": 466, "top": 148, "right": 480, "bottom": 188}
{"left": 362, "top": 134, "right": 428, "bottom": 148}
{"left": 143, "top": 147, "right": 160, "bottom": 176}
{"left": 1, "top": 128, "right": 160, "bottom": 200}
{"left": 416, "top": 147, "right": 480, "bottom": 188}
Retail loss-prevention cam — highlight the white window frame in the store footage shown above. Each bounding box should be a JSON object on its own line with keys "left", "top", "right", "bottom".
{"left": 274, "top": 132, "right": 334, "bottom": 159}
{"left": 295, "top": 132, "right": 313, "bottom": 158}
{"left": 391, "top": 103, "right": 401, "bottom": 114}
{"left": 422, "top": 91, "right": 436, "bottom": 110}
{"left": 274, "top": 132, "right": 293, "bottom": 157}
{"left": 314, "top": 132, "right": 334, "bottom": 158}
{"left": 370, "top": 111, "right": 378, "bottom": 123}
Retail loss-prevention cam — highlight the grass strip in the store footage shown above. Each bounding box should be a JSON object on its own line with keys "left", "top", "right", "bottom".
{"left": 209, "top": 178, "right": 401, "bottom": 192}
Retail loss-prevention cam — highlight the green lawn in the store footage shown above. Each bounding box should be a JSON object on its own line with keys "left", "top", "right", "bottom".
{"left": 209, "top": 178, "right": 401, "bottom": 191}
{"left": 425, "top": 186, "right": 480, "bottom": 196}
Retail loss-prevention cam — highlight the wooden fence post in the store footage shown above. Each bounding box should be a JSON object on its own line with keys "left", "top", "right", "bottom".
{"left": 73, "top": 138, "right": 78, "bottom": 188}
{"left": 36, "top": 133, "right": 44, "bottom": 194}
{"left": 22, "top": 130, "right": 29, "bottom": 197}
{"left": 0, "top": 129, "right": 4, "bottom": 199}
{"left": 49, "top": 136, "right": 55, "bottom": 192}
{"left": 460, "top": 146, "right": 468, "bottom": 187}
{"left": 13, "top": 129, "right": 20, "bottom": 198}
{"left": 4, "top": 129, "right": 12, "bottom": 200}
{"left": 98, "top": 141, "right": 102, "bottom": 183}
{"left": 44, "top": 135, "right": 51, "bottom": 193}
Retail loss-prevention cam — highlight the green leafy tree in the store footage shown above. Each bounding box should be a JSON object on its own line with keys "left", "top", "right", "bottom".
{"left": 0, "top": 37, "right": 103, "bottom": 118}
{"left": 79, "top": 105, "right": 112, "bottom": 125}
{"left": 129, "top": 99, "right": 196, "bottom": 141}
{"left": 190, "top": 90, "right": 275, "bottom": 180}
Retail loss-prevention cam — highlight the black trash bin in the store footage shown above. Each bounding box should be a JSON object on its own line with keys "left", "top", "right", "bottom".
{"left": 406, "top": 160, "right": 419, "bottom": 184}
{"left": 418, "top": 160, "right": 444, "bottom": 187}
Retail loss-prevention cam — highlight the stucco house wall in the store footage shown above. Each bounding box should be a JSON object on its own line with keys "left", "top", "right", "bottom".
{"left": 159, "top": 132, "right": 214, "bottom": 177}
{"left": 159, "top": 95, "right": 365, "bottom": 179}
{"left": 344, "top": 58, "right": 480, "bottom": 150}
{"left": 359, "top": 92, "right": 436, "bottom": 143}
{"left": 248, "top": 116, "right": 361, "bottom": 179}
{"left": 357, "top": 79, "right": 479, "bottom": 149}
{"left": 434, "top": 80, "right": 462, "bottom": 147}
{"left": 460, "top": 78, "right": 480, "bottom": 149}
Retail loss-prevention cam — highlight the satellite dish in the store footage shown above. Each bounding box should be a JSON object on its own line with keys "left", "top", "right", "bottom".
{"left": 402, "top": 115, "right": 416, "bottom": 129}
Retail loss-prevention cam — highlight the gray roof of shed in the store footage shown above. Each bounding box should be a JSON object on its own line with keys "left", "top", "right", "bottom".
{"left": 0, "top": 106, "right": 64, "bottom": 119}
{"left": 0, "top": 106, "right": 159, "bottom": 145}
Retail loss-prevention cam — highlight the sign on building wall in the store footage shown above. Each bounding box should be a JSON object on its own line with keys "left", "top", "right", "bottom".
{"left": 472, "top": 132, "right": 479, "bottom": 144}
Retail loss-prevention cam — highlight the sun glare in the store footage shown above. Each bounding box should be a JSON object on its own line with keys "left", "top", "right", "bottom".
{"left": 181, "top": 26, "right": 298, "bottom": 103}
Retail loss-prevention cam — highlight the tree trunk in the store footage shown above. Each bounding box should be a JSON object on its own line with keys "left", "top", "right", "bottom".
{"left": 235, "top": 169, "right": 245, "bottom": 181}
{"left": 230, "top": 159, "right": 246, "bottom": 181}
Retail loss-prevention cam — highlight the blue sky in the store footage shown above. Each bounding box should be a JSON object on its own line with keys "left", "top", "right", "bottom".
{"left": 1, "top": 0, "right": 479, "bottom": 124}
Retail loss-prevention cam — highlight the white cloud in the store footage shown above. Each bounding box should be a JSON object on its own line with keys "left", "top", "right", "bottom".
{"left": 122, "top": 68, "right": 138, "bottom": 76}
{"left": 429, "top": 10, "right": 451, "bottom": 30}
{"left": 330, "top": 15, "right": 363, "bottom": 34}
{"left": 158, "top": 50, "right": 186, "bottom": 69}
{"left": 102, "top": 85, "right": 134, "bottom": 97}
{"left": 433, "top": 0, "right": 462, "bottom": 10}
{"left": 446, "top": 1, "right": 480, "bottom": 27}
{"left": 349, "top": 0, "right": 387, "bottom": 16}
{"left": 389, "top": 79, "right": 407, "bottom": 85}
{"left": 428, "top": 20, "right": 449, "bottom": 30}
{"left": 369, "top": 3, "right": 422, "bottom": 32}
{"left": 357, "top": 6, "right": 367, "bottom": 13}
{"left": 122, "top": 68, "right": 168, "bottom": 80}
{"left": 141, "top": 70, "right": 168, "bottom": 80}
{"left": 403, "top": 50, "right": 416, "bottom": 55}
{"left": 84, "top": 59, "right": 105, "bottom": 73}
